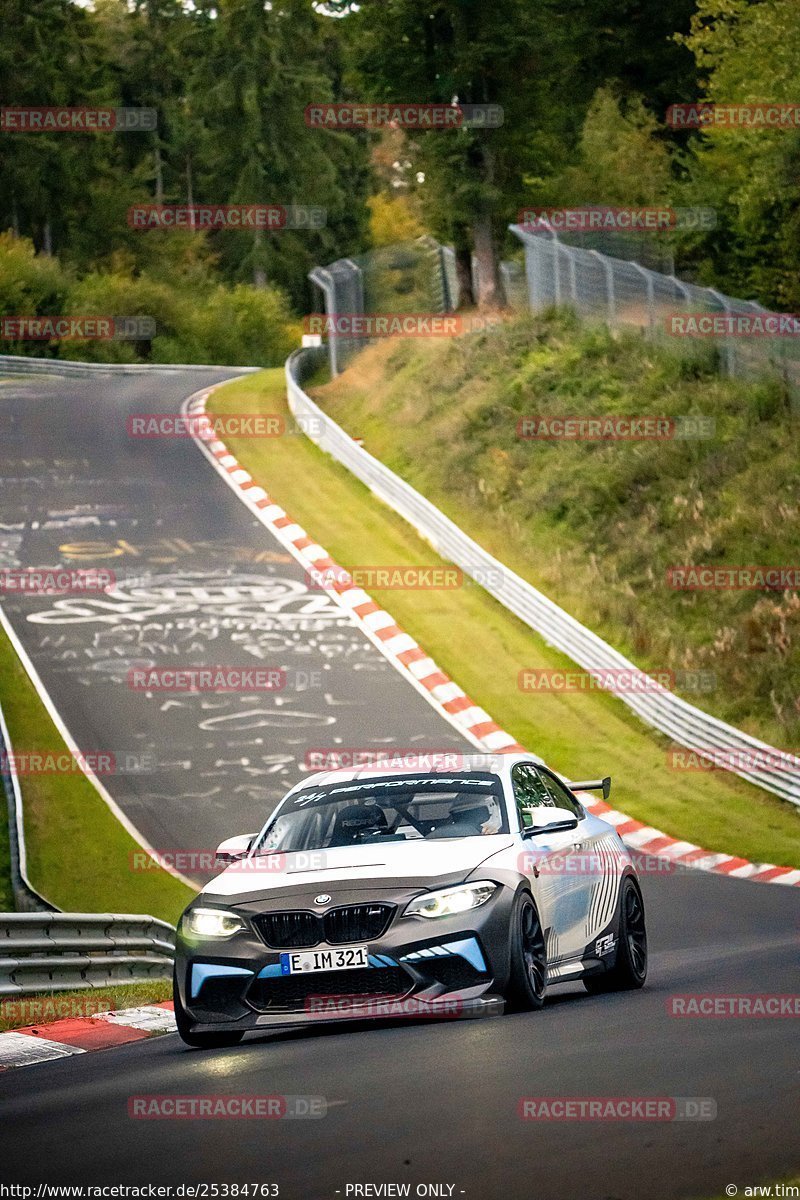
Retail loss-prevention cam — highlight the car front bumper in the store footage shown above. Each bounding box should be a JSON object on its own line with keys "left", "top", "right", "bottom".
{"left": 175, "top": 881, "right": 518, "bottom": 1034}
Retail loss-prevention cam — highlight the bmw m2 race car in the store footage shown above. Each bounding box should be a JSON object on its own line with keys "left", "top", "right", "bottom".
{"left": 173, "top": 753, "right": 648, "bottom": 1046}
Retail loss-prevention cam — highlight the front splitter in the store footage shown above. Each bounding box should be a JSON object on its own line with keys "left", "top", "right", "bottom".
{"left": 189, "top": 993, "right": 505, "bottom": 1035}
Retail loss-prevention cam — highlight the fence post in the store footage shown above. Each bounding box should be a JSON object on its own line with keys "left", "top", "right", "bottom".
{"left": 343, "top": 258, "right": 365, "bottom": 316}
{"left": 589, "top": 250, "right": 615, "bottom": 324}
{"left": 629, "top": 261, "right": 656, "bottom": 335}
{"left": 707, "top": 287, "right": 735, "bottom": 377}
{"left": 308, "top": 266, "right": 339, "bottom": 377}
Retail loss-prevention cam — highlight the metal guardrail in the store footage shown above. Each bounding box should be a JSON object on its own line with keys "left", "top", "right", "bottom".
{"left": 0, "top": 700, "right": 55, "bottom": 913}
{"left": 0, "top": 914, "right": 175, "bottom": 995}
{"left": 286, "top": 346, "right": 800, "bottom": 808}
{"left": 0, "top": 355, "right": 259, "bottom": 377}
{"left": 0, "top": 696, "right": 176, "bottom": 992}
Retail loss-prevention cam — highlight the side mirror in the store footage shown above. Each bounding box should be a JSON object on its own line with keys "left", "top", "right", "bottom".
{"left": 215, "top": 834, "right": 255, "bottom": 865}
{"left": 521, "top": 807, "right": 579, "bottom": 838}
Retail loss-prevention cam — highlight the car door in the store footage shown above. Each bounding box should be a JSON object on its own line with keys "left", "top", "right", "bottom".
{"left": 512, "top": 763, "right": 596, "bottom": 963}
{"left": 537, "top": 766, "right": 622, "bottom": 953}
{"left": 539, "top": 767, "right": 628, "bottom": 950}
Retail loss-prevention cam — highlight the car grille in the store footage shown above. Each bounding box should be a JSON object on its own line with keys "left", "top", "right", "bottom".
{"left": 324, "top": 903, "right": 394, "bottom": 944}
{"left": 252, "top": 903, "right": 395, "bottom": 949}
{"left": 246, "top": 966, "right": 412, "bottom": 1013}
{"left": 252, "top": 910, "right": 320, "bottom": 949}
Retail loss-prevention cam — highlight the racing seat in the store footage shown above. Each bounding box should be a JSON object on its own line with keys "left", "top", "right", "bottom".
{"left": 329, "top": 803, "right": 388, "bottom": 845}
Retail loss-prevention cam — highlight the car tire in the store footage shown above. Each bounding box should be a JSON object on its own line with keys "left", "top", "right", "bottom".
{"left": 505, "top": 892, "right": 547, "bottom": 1012}
{"left": 583, "top": 876, "right": 647, "bottom": 994}
{"left": 173, "top": 972, "right": 245, "bottom": 1048}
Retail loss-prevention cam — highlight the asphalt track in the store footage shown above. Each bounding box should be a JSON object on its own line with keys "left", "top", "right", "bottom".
{"left": 0, "top": 366, "right": 469, "bottom": 871}
{"left": 0, "top": 365, "right": 798, "bottom": 1198}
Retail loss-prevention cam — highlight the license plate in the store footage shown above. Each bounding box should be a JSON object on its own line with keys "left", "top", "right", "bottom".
{"left": 280, "top": 946, "right": 370, "bottom": 975}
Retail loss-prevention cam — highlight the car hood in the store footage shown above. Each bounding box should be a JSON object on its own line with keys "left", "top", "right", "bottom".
{"left": 202, "top": 836, "right": 515, "bottom": 899}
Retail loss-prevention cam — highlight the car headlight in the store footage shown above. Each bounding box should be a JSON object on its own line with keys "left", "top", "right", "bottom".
{"left": 183, "top": 907, "right": 246, "bottom": 939}
{"left": 404, "top": 881, "right": 498, "bottom": 919}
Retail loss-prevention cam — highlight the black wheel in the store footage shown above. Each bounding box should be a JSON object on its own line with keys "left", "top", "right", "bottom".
{"left": 584, "top": 876, "right": 648, "bottom": 994}
{"left": 505, "top": 892, "right": 547, "bottom": 1012}
{"left": 173, "top": 972, "right": 245, "bottom": 1048}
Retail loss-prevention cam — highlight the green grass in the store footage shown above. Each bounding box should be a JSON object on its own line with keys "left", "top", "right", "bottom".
{"left": 209, "top": 368, "right": 800, "bottom": 868}
{"left": 0, "top": 980, "right": 172, "bottom": 1032}
{"left": 0, "top": 624, "right": 195, "bottom": 921}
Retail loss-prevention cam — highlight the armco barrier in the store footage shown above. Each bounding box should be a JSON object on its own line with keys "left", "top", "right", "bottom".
{"left": 286, "top": 346, "right": 800, "bottom": 808}
{"left": 0, "top": 354, "right": 259, "bottom": 377}
{"left": 0, "top": 913, "right": 175, "bottom": 995}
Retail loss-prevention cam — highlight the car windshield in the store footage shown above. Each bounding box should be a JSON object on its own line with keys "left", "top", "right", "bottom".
{"left": 252, "top": 773, "right": 509, "bottom": 853}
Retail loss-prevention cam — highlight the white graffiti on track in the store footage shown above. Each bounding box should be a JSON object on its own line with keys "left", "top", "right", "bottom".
{"left": 198, "top": 708, "right": 337, "bottom": 732}
{"left": 25, "top": 572, "right": 347, "bottom": 626}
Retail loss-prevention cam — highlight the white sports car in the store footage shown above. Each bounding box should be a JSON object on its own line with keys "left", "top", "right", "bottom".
{"left": 173, "top": 753, "right": 648, "bottom": 1047}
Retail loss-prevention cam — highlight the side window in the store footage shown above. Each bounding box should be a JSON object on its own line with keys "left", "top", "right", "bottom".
{"left": 511, "top": 764, "right": 555, "bottom": 827}
{"left": 539, "top": 769, "right": 584, "bottom": 819}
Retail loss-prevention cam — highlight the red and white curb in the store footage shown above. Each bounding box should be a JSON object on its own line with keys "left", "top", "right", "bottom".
{"left": 183, "top": 386, "right": 799, "bottom": 890}
{"left": 0, "top": 1002, "right": 176, "bottom": 1070}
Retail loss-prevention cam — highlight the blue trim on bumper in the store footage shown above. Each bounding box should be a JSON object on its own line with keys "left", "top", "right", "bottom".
{"left": 190, "top": 963, "right": 254, "bottom": 1000}
{"left": 401, "top": 936, "right": 487, "bottom": 973}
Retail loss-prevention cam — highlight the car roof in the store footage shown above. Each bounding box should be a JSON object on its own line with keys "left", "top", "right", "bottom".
{"left": 289, "top": 751, "right": 545, "bottom": 793}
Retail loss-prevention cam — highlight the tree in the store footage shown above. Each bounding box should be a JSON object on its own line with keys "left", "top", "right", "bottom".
{"left": 182, "top": 0, "right": 369, "bottom": 297}
{"left": 676, "top": 0, "right": 800, "bottom": 309}
{"left": 348, "top": 0, "right": 544, "bottom": 306}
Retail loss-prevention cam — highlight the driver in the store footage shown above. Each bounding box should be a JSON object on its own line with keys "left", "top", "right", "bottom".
{"left": 478, "top": 795, "right": 502, "bottom": 835}
{"left": 448, "top": 794, "right": 502, "bottom": 835}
